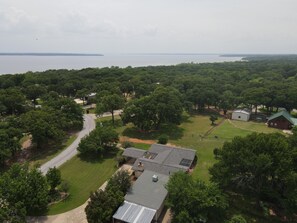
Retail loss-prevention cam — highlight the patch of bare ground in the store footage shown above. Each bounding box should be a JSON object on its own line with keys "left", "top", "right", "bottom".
{"left": 120, "top": 136, "right": 156, "bottom": 145}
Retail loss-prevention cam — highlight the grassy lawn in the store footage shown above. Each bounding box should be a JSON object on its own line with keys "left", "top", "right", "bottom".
{"left": 132, "top": 143, "right": 151, "bottom": 150}
{"left": 29, "top": 134, "right": 78, "bottom": 168}
{"left": 48, "top": 153, "right": 117, "bottom": 215}
{"left": 114, "top": 113, "right": 282, "bottom": 182}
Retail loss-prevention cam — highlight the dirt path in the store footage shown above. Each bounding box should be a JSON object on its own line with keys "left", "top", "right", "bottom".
{"left": 120, "top": 136, "right": 157, "bottom": 145}
{"left": 22, "top": 137, "right": 32, "bottom": 149}
{"left": 204, "top": 118, "right": 226, "bottom": 137}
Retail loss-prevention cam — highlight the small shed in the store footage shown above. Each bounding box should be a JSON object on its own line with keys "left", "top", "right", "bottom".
{"left": 267, "top": 110, "right": 297, "bottom": 130}
{"left": 231, "top": 109, "right": 251, "bottom": 122}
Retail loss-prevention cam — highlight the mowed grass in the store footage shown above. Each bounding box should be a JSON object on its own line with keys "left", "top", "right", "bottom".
{"left": 168, "top": 115, "right": 281, "bottom": 181}
{"left": 48, "top": 153, "right": 117, "bottom": 215}
{"left": 110, "top": 113, "right": 283, "bottom": 182}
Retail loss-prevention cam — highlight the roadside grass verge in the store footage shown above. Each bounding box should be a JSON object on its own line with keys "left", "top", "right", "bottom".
{"left": 48, "top": 152, "right": 117, "bottom": 215}
{"left": 29, "top": 134, "right": 78, "bottom": 168}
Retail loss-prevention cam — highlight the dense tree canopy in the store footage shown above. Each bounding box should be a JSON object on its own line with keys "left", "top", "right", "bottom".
{"left": 121, "top": 87, "right": 183, "bottom": 130}
{"left": 78, "top": 126, "right": 119, "bottom": 155}
{"left": 210, "top": 133, "right": 297, "bottom": 216}
{"left": 166, "top": 171, "right": 228, "bottom": 223}
{"left": 0, "top": 164, "right": 49, "bottom": 216}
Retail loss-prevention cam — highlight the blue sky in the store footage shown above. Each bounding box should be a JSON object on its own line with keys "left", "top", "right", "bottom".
{"left": 1, "top": 0, "right": 296, "bottom": 54}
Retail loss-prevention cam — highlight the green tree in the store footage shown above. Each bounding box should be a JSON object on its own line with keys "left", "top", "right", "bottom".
{"left": 85, "top": 189, "right": 124, "bottom": 223}
{"left": 21, "top": 109, "right": 64, "bottom": 148}
{"left": 78, "top": 126, "right": 119, "bottom": 155}
{"left": 24, "top": 84, "right": 46, "bottom": 106}
{"left": 121, "top": 87, "right": 183, "bottom": 131}
{"left": 210, "top": 133, "right": 297, "bottom": 215}
{"left": 166, "top": 172, "right": 228, "bottom": 222}
{"left": 0, "top": 164, "right": 49, "bottom": 215}
{"left": 0, "top": 127, "right": 22, "bottom": 165}
{"left": 0, "top": 199, "right": 26, "bottom": 223}
{"left": 46, "top": 167, "right": 62, "bottom": 192}
{"left": 0, "top": 88, "right": 26, "bottom": 115}
{"left": 96, "top": 94, "right": 125, "bottom": 125}
{"left": 209, "top": 114, "right": 218, "bottom": 125}
{"left": 105, "top": 170, "right": 131, "bottom": 194}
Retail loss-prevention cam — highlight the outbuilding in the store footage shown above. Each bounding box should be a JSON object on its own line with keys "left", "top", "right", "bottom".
{"left": 231, "top": 109, "right": 251, "bottom": 122}
{"left": 267, "top": 110, "right": 297, "bottom": 130}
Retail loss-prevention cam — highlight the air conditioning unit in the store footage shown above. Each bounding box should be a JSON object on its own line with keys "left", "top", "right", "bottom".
{"left": 152, "top": 175, "right": 158, "bottom": 182}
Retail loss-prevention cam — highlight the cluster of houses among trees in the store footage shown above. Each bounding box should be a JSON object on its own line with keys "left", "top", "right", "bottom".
{"left": 0, "top": 57, "right": 297, "bottom": 222}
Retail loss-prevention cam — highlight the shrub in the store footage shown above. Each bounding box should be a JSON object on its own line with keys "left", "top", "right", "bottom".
{"left": 122, "top": 141, "right": 134, "bottom": 148}
{"left": 158, "top": 134, "right": 168, "bottom": 144}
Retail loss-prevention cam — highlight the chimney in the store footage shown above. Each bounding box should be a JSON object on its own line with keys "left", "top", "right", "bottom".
{"left": 152, "top": 175, "right": 158, "bottom": 182}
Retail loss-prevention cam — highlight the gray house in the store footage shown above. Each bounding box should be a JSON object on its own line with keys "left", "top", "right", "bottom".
{"left": 113, "top": 170, "right": 169, "bottom": 223}
{"left": 114, "top": 144, "right": 196, "bottom": 223}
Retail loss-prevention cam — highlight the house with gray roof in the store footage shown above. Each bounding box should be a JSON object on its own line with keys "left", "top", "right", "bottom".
{"left": 114, "top": 144, "right": 196, "bottom": 223}
{"left": 267, "top": 110, "right": 297, "bottom": 130}
{"left": 113, "top": 170, "right": 169, "bottom": 223}
{"left": 123, "top": 144, "right": 196, "bottom": 176}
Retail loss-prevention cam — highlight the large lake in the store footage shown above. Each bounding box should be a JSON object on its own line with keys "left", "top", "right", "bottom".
{"left": 0, "top": 54, "right": 242, "bottom": 75}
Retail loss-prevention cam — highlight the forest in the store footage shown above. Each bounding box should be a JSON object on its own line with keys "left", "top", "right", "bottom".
{"left": 1, "top": 56, "right": 297, "bottom": 221}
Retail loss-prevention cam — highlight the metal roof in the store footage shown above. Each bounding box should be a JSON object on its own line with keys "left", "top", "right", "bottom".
{"left": 233, "top": 109, "right": 251, "bottom": 115}
{"left": 113, "top": 201, "right": 156, "bottom": 223}
{"left": 125, "top": 170, "right": 169, "bottom": 210}
{"left": 268, "top": 110, "right": 297, "bottom": 125}
{"left": 123, "top": 147, "right": 146, "bottom": 159}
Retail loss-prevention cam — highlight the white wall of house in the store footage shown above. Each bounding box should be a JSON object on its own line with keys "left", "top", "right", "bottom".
{"left": 231, "top": 110, "right": 250, "bottom": 121}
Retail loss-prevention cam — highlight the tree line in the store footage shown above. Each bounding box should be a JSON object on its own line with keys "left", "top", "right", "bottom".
{"left": 1, "top": 58, "right": 297, "bottom": 115}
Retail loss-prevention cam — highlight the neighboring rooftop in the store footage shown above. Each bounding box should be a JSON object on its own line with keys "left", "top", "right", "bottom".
{"left": 131, "top": 144, "right": 196, "bottom": 175}
{"left": 268, "top": 110, "right": 297, "bottom": 125}
{"left": 125, "top": 170, "right": 169, "bottom": 210}
{"left": 113, "top": 201, "right": 156, "bottom": 223}
{"left": 123, "top": 147, "right": 146, "bottom": 159}
{"left": 233, "top": 109, "right": 251, "bottom": 115}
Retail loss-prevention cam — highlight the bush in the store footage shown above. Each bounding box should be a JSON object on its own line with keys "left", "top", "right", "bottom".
{"left": 59, "top": 181, "right": 69, "bottom": 193}
{"left": 226, "top": 215, "right": 247, "bottom": 223}
{"left": 115, "top": 155, "right": 126, "bottom": 167}
{"left": 158, "top": 134, "right": 168, "bottom": 144}
{"left": 122, "top": 141, "right": 134, "bottom": 148}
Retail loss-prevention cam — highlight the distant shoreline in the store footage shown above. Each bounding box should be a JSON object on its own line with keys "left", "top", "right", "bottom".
{"left": 0, "top": 53, "right": 103, "bottom": 56}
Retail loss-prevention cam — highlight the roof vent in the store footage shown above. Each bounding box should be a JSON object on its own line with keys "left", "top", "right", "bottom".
{"left": 152, "top": 175, "right": 158, "bottom": 182}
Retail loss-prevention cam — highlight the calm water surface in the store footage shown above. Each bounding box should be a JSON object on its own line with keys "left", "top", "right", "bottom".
{"left": 0, "top": 54, "right": 242, "bottom": 75}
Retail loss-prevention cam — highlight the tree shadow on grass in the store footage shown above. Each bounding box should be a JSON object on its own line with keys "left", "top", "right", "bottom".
{"left": 181, "top": 114, "right": 193, "bottom": 123}
{"left": 77, "top": 148, "right": 118, "bottom": 163}
{"left": 122, "top": 123, "right": 184, "bottom": 141}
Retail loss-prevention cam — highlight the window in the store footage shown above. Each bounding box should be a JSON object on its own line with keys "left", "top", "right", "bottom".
{"left": 238, "top": 116, "right": 241, "bottom": 119}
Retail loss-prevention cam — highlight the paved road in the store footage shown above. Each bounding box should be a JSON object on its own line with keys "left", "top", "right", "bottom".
{"left": 40, "top": 114, "right": 96, "bottom": 174}
{"left": 40, "top": 110, "right": 122, "bottom": 174}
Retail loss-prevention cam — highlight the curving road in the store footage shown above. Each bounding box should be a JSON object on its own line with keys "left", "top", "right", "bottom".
{"left": 40, "top": 114, "right": 96, "bottom": 174}
{"left": 40, "top": 110, "right": 122, "bottom": 174}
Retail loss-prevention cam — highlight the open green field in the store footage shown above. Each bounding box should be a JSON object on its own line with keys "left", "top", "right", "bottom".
{"left": 116, "top": 114, "right": 282, "bottom": 181}
{"left": 48, "top": 153, "right": 117, "bottom": 215}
